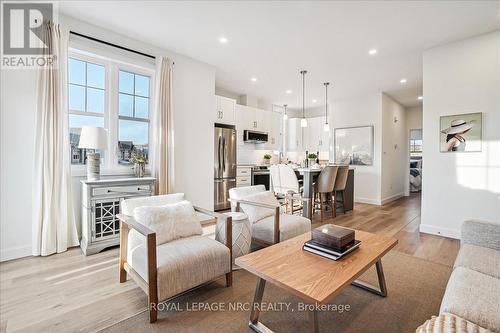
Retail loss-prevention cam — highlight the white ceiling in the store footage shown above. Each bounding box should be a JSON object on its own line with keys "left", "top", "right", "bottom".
{"left": 60, "top": 1, "right": 500, "bottom": 108}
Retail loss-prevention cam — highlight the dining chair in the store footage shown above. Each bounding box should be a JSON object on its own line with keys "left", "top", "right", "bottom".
{"left": 279, "top": 164, "right": 308, "bottom": 215}
{"left": 333, "top": 165, "right": 349, "bottom": 214}
{"left": 314, "top": 165, "right": 339, "bottom": 221}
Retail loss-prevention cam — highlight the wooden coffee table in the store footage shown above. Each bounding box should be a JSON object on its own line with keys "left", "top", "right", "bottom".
{"left": 235, "top": 230, "right": 398, "bottom": 333}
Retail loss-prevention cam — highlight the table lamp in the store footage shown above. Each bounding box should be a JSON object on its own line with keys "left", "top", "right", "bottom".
{"left": 78, "top": 126, "right": 107, "bottom": 180}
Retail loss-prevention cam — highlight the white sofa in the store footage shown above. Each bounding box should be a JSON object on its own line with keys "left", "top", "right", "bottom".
{"left": 228, "top": 185, "right": 311, "bottom": 246}
{"left": 417, "top": 219, "right": 500, "bottom": 332}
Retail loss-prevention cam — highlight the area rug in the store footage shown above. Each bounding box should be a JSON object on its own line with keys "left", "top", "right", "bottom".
{"left": 101, "top": 251, "right": 452, "bottom": 333}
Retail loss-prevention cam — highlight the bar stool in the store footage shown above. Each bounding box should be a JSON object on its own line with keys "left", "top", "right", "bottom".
{"left": 315, "top": 165, "right": 339, "bottom": 221}
{"left": 333, "top": 165, "right": 349, "bottom": 214}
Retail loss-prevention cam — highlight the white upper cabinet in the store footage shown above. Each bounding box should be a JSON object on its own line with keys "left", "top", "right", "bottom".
{"left": 287, "top": 118, "right": 303, "bottom": 152}
{"left": 214, "top": 95, "right": 236, "bottom": 125}
{"left": 264, "top": 111, "right": 282, "bottom": 150}
{"left": 307, "top": 117, "right": 330, "bottom": 152}
{"left": 235, "top": 105, "right": 281, "bottom": 148}
{"left": 286, "top": 117, "right": 330, "bottom": 156}
{"left": 254, "top": 108, "right": 266, "bottom": 132}
{"left": 235, "top": 105, "right": 252, "bottom": 145}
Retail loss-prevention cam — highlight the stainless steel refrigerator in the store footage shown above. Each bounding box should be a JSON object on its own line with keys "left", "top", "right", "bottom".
{"left": 214, "top": 124, "right": 237, "bottom": 211}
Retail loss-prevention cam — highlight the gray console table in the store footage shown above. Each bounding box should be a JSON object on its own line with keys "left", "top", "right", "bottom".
{"left": 80, "top": 177, "right": 155, "bottom": 255}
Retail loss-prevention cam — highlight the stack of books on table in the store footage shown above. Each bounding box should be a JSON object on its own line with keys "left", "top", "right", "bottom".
{"left": 303, "top": 224, "right": 361, "bottom": 260}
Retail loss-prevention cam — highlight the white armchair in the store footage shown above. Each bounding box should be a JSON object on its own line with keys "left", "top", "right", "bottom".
{"left": 117, "top": 193, "right": 232, "bottom": 323}
{"left": 228, "top": 185, "right": 311, "bottom": 246}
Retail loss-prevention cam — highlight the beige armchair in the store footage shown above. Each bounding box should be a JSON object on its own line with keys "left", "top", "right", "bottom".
{"left": 117, "top": 194, "right": 232, "bottom": 323}
{"left": 229, "top": 185, "right": 310, "bottom": 247}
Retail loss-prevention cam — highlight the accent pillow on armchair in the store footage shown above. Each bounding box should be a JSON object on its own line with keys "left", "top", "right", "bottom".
{"left": 132, "top": 200, "right": 203, "bottom": 246}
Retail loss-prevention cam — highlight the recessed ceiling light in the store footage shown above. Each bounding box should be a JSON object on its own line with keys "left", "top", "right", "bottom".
{"left": 218, "top": 37, "right": 228, "bottom": 44}
{"left": 312, "top": 99, "right": 317, "bottom": 103}
{"left": 418, "top": 96, "right": 423, "bottom": 100}
{"left": 251, "top": 77, "right": 257, "bottom": 82}
{"left": 285, "top": 90, "right": 292, "bottom": 94}
{"left": 368, "top": 49, "right": 377, "bottom": 55}
{"left": 400, "top": 78, "right": 407, "bottom": 84}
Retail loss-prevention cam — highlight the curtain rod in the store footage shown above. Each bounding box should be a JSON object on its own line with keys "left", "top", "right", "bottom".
{"left": 70, "top": 31, "right": 156, "bottom": 60}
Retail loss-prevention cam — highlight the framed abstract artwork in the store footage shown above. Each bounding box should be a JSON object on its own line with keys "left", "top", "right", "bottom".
{"left": 334, "top": 125, "right": 374, "bottom": 165}
{"left": 440, "top": 112, "right": 482, "bottom": 152}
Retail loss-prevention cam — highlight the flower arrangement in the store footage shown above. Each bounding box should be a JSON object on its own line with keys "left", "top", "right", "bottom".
{"left": 130, "top": 149, "right": 148, "bottom": 165}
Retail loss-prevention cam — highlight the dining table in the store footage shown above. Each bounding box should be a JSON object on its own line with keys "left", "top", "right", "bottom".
{"left": 295, "top": 167, "right": 322, "bottom": 219}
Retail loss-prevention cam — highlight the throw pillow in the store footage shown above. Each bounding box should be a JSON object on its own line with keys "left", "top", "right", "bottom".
{"left": 240, "top": 191, "right": 279, "bottom": 224}
{"left": 133, "top": 200, "right": 203, "bottom": 245}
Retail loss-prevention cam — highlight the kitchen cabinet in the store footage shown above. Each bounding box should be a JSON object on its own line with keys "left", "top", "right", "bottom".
{"left": 286, "top": 117, "right": 330, "bottom": 157}
{"left": 287, "top": 118, "right": 303, "bottom": 151}
{"left": 253, "top": 108, "right": 266, "bottom": 131}
{"left": 214, "top": 95, "right": 236, "bottom": 125}
{"left": 235, "top": 105, "right": 281, "bottom": 148}
{"left": 265, "top": 111, "right": 282, "bottom": 150}
{"left": 236, "top": 105, "right": 264, "bottom": 131}
{"left": 236, "top": 166, "right": 252, "bottom": 187}
{"left": 303, "top": 117, "right": 329, "bottom": 153}
{"left": 235, "top": 104, "right": 253, "bottom": 145}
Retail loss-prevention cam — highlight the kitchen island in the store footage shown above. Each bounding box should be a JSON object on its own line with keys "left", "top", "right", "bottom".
{"left": 296, "top": 167, "right": 355, "bottom": 219}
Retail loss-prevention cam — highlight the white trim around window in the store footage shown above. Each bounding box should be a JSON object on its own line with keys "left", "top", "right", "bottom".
{"left": 68, "top": 47, "right": 155, "bottom": 176}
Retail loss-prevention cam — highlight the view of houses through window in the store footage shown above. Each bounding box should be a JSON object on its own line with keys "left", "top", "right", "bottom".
{"left": 68, "top": 55, "right": 151, "bottom": 168}
{"left": 118, "top": 70, "right": 150, "bottom": 164}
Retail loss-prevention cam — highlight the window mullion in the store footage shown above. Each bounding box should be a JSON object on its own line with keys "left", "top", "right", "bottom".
{"left": 108, "top": 62, "right": 118, "bottom": 170}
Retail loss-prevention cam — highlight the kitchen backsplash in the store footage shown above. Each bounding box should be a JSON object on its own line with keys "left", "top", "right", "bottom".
{"left": 237, "top": 145, "right": 278, "bottom": 165}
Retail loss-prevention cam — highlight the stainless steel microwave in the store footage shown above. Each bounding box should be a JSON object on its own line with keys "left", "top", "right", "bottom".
{"left": 243, "top": 130, "right": 268, "bottom": 143}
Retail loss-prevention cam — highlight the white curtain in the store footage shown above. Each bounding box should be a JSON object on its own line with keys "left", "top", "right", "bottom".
{"left": 32, "top": 22, "right": 79, "bottom": 256}
{"left": 151, "top": 56, "right": 174, "bottom": 195}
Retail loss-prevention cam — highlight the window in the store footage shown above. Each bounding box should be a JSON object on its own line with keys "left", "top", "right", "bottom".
{"left": 410, "top": 139, "right": 422, "bottom": 153}
{"left": 67, "top": 51, "right": 153, "bottom": 171}
{"left": 409, "top": 129, "right": 423, "bottom": 157}
{"left": 68, "top": 58, "right": 106, "bottom": 165}
{"left": 118, "top": 70, "right": 150, "bottom": 164}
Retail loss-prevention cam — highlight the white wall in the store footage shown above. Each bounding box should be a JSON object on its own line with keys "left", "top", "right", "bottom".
{"left": 0, "top": 70, "right": 37, "bottom": 261}
{"left": 330, "top": 93, "right": 383, "bottom": 205}
{"left": 0, "top": 15, "right": 216, "bottom": 261}
{"left": 421, "top": 30, "right": 500, "bottom": 239}
{"left": 381, "top": 94, "right": 407, "bottom": 203}
{"left": 406, "top": 106, "right": 423, "bottom": 130}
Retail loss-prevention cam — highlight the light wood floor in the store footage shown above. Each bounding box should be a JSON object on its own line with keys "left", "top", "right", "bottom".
{"left": 0, "top": 193, "right": 459, "bottom": 333}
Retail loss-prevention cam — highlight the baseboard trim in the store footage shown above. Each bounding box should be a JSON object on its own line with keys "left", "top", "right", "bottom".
{"left": 419, "top": 224, "right": 460, "bottom": 240}
{"left": 381, "top": 192, "right": 404, "bottom": 205}
{"left": 0, "top": 245, "right": 32, "bottom": 262}
{"left": 355, "top": 197, "right": 381, "bottom": 205}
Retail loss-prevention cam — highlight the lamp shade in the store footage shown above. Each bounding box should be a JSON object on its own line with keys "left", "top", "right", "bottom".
{"left": 78, "top": 126, "right": 107, "bottom": 150}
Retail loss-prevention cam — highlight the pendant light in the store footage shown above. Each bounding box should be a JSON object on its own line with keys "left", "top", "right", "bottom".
{"left": 323, "top": 82, "right": 330, "bottom": 132}
{"left": 283, "top": 104, "right": 288, "bottom": 120}
{"left": 300, "top": 70, "right": 308, "bottom": 128}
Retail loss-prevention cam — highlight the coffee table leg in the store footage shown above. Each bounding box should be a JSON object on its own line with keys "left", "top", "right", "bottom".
{"left": 351, "top": 259, "right": 387, "bottom": 297}
{"left": 308, "top": 309, "right": 319, "bottom": 333}
{"left": 249, "top": 278, "right": 274, "bottom": 333}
